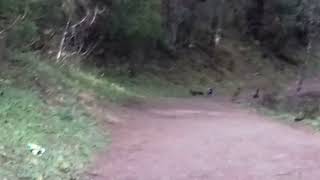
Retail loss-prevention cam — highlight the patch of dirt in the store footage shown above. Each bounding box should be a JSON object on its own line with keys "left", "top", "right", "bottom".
{"left": 261, "top": 77, "right": 320, "bottom": 119}
{"left": 83, "top": 97, "right": 320, "bottom": 180}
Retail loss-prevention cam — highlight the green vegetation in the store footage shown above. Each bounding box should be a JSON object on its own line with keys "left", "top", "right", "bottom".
{"left": 0, "top": 0, "right": 62, "bottom": 48}
{"left": 0, "top": 86, "right": 106, "bottom": 179}
{"left": 8, "top": 52, "right": 191, "bottom": 102}
{"left": 2, "top": 0, "right": 320, "bottom": 178}
{"left": 111, "top": 0, "right": 163, "bottom": 42}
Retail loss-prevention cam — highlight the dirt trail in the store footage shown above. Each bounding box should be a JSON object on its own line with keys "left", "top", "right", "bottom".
{"left": 86, "top": 97, "right": 320, "bottom": 180}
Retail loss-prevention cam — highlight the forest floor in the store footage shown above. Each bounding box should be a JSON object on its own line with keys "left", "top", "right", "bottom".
{"left": 84, "top": 96, "right": 320, "bottom": 180}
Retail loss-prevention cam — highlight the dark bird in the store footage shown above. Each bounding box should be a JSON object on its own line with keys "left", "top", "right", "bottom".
{"left": 207, "top": 88, "right": 214, "bottom": 96}
{"left": 294, "top": 112, "right": 306, "bottom": 122}
{"left": 253, "top": 88, "right": 260, "bottom": 99}
{"left": 231, "top": 87, "right": 241, "bottom": 102}
{"left": 296, "top": 78, "right": 303, "bottom": 93}
{"left": 190, "top": 90, "right": 204, "bottom": 96}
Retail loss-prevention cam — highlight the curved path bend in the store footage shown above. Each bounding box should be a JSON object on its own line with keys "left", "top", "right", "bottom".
{"left": 87, "top": 97, "right": 320, "bottom": 180}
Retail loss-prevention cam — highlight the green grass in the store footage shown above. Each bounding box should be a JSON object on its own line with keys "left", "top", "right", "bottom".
{"left": 0, "top": 87, "right": 106, "bottom": 179}
{"left": 8, "top": 52, "right": 192, "bottom": 103}
{"left": 0, "top": 52, "right": 115, "bottom": 179}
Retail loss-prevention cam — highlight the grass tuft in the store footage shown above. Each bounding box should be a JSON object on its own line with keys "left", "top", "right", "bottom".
{"left": 0, "top": 85, "right": 106, "bottom": 180}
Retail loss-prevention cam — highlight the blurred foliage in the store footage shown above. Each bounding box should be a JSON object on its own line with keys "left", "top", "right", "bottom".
{"left": 0, "top": 86, "right": 106, "bottom": 179}
{"left": 0, "top": 0, "right": 63, "bottom": 48}
{"left": 110, "top": 0, "right": 163, "bottom": 43}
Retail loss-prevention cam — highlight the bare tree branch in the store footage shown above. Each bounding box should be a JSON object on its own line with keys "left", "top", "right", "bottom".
{"left": 90, "top": 6, "right": 106, "bottom": 25}
{"left": 57, "top": 19, "right": 71, "bottom": 61}
{"left": 72, "top": 11, "right": 90, "bottom": 29}
{"left": 56, "top": 3, "right": 108, "bottom": 61}
{"left": 0, "top": 7, "right": 28, "bottom": 35}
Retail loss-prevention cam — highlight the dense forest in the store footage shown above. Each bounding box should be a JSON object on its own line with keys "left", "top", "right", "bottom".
{"left": 2, "top": 0, "right": 320, "bottom": 179}
{"left": 1, "top": 0, "right": 318, "bottom": 65}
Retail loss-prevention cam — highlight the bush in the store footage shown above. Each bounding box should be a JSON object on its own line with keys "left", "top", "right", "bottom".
{"left": 7, "top": 20, "right": 38, "bottom": 48}
{"left": 110, "top": 0, "right": 163, "bottom": 43}
{"left": 0, "top": 0, "right": 63, "bottom": 49}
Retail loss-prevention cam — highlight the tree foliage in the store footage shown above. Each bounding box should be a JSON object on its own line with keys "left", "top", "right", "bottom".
{"left": 1, "top": 0, "right": 320, "bottom": 58}
{"left": 0, "top": 0, "right": 63, "bottom": 48}
{"left": 110, "top": 0, "right": 163, "bottom": 43}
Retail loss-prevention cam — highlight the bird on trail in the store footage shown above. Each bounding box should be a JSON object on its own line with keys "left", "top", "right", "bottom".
{"left": 253, "top": 88, "right": 260, "bottom": 99}
{"left": 231, "top": 87, "right": 241, "bottom": 102}
{"left": 207, "top": 88, "right": 214, "bottom": 96}
{"left": 294, "top": 112, "right": 306, "bottom": 122}
{"left": 190, "top": 90, "right": 204, "bottom": 96}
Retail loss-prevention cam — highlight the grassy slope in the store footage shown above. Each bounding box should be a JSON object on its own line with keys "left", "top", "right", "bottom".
{"left": 14, "top": 52, "right": 191, "bottom": 102}
{"left": 0, "top": 53, "right": 110, "bottom": 179}
{"left": 0, "top": 87, "right": 105, "bottom": 179}
{"left": 0, "top": 51, "right": 195, "bottom": 179}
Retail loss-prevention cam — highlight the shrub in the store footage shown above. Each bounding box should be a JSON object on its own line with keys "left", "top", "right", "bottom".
{"left": 110, "top": 0, "right": 163, "bottom": 43}
{"left": 0, "top": 0, "right": 63, "bottom": 49}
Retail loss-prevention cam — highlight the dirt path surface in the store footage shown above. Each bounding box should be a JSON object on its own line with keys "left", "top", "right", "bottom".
{"left": 86, "top": 97, "right": 320, "bottom": 180}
